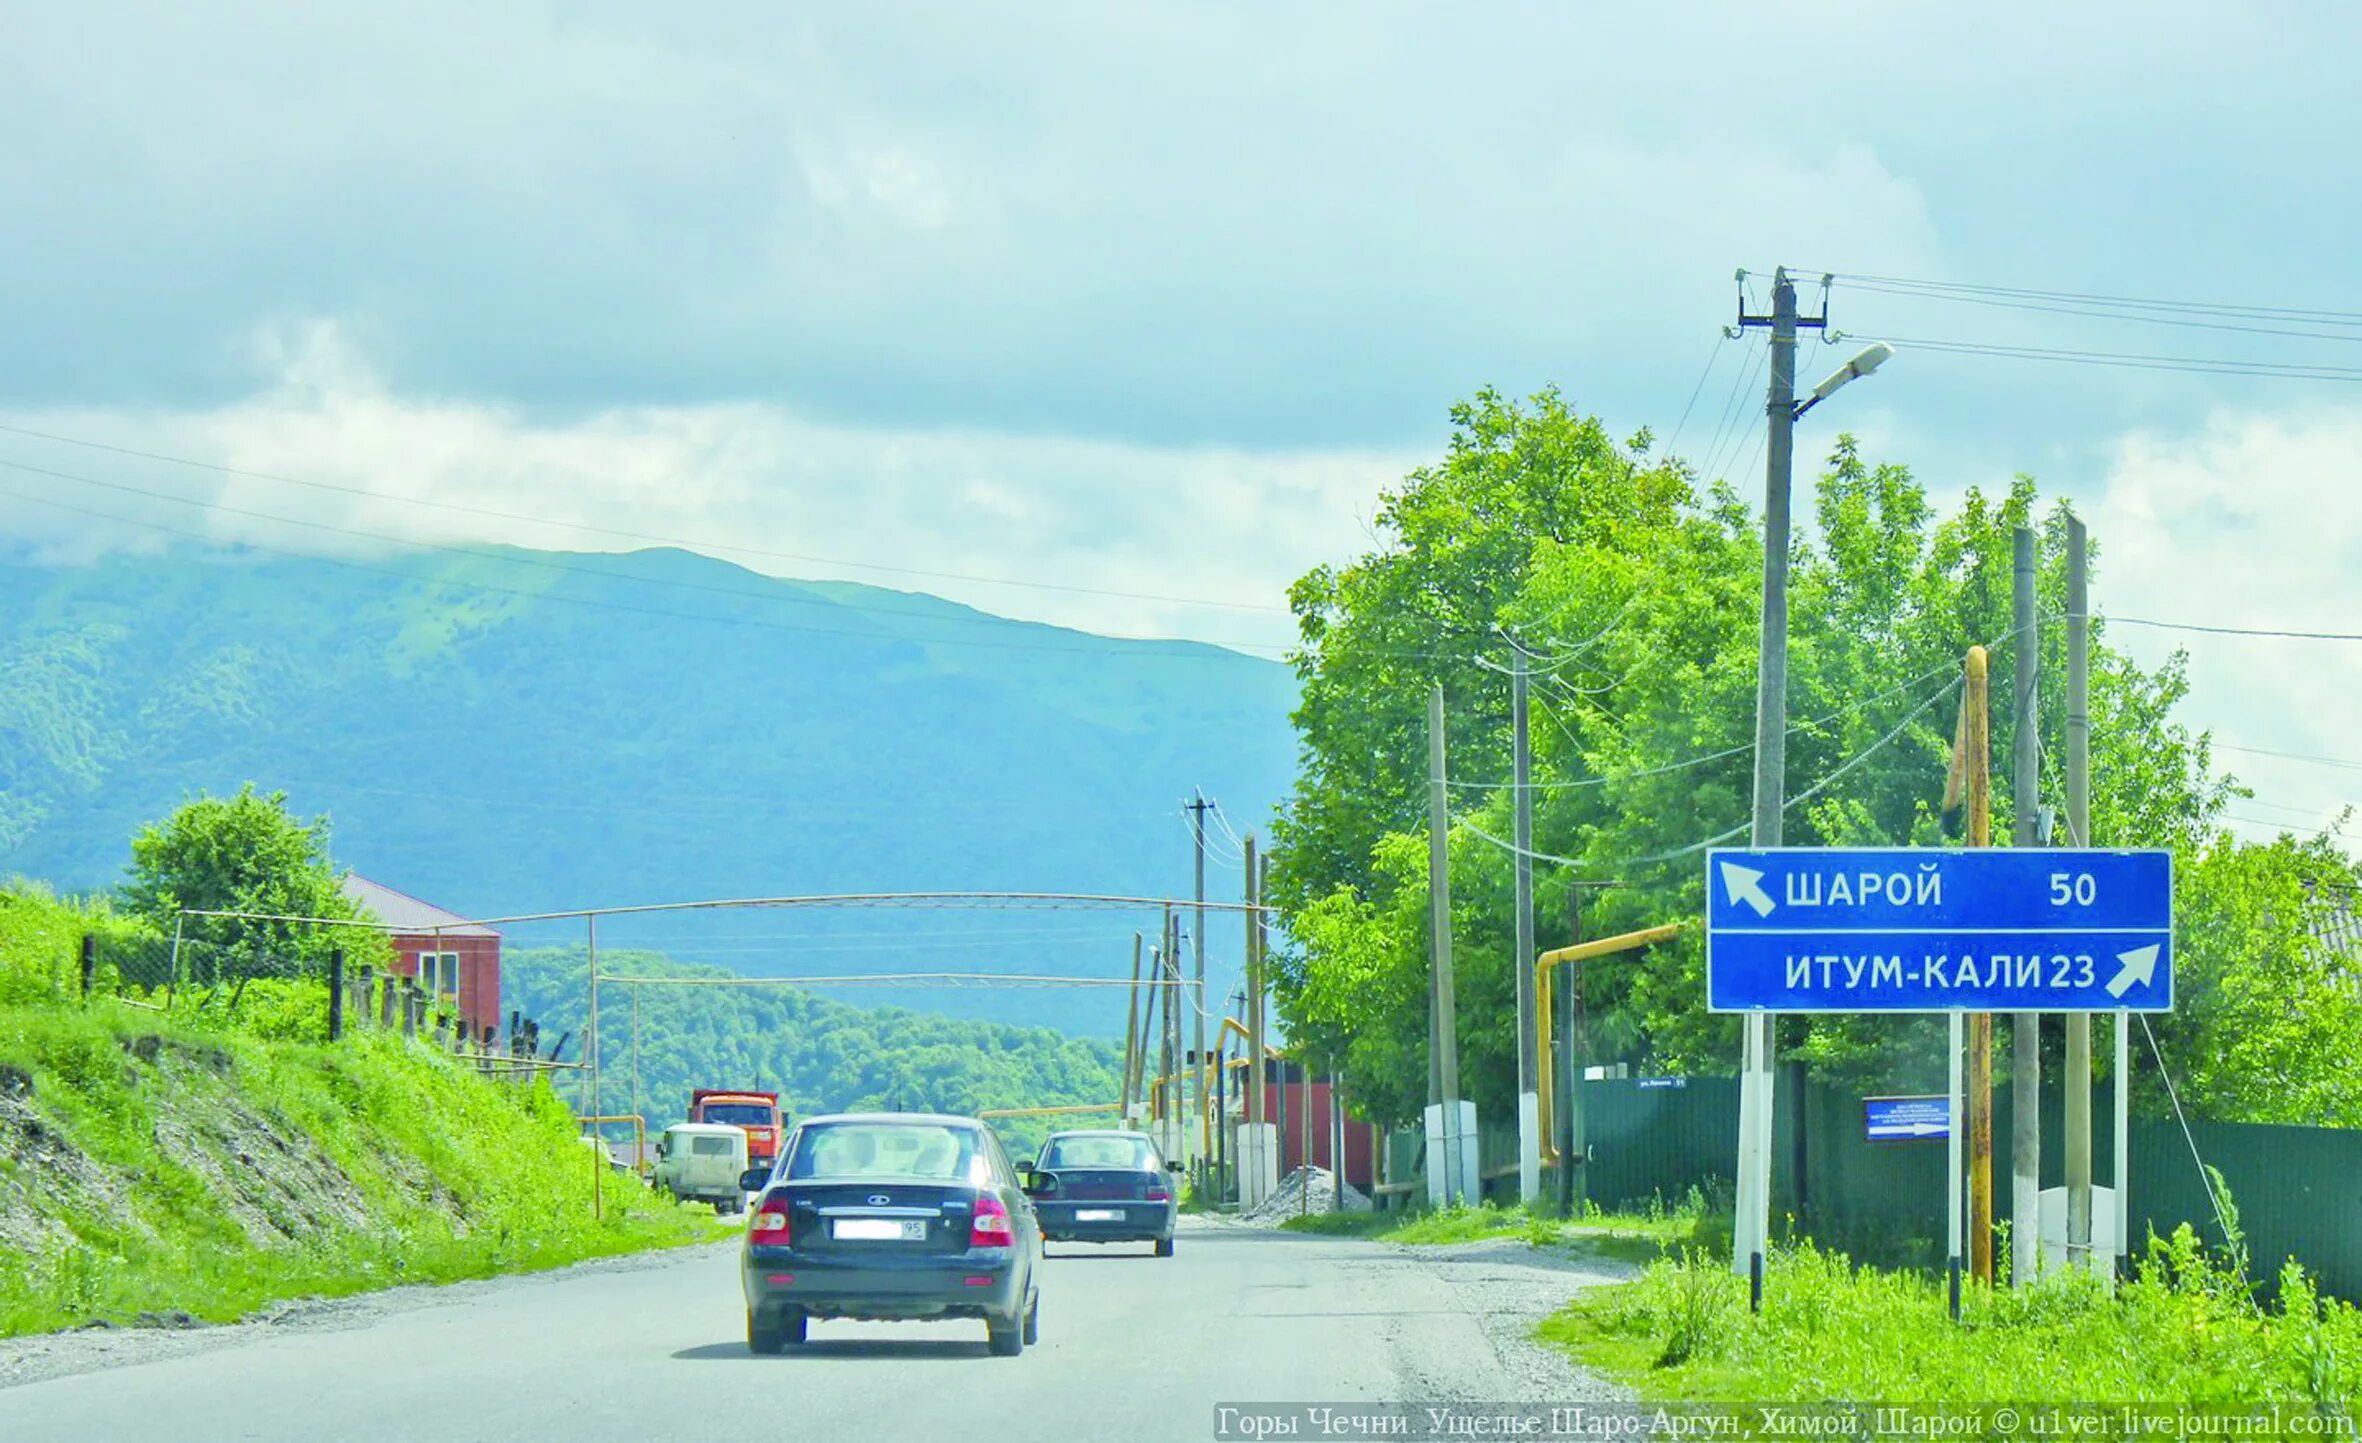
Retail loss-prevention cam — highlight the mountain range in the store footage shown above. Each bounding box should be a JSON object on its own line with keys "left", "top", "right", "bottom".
{"left": 0, "top": 542, "right": 1298, "bottom": 1033}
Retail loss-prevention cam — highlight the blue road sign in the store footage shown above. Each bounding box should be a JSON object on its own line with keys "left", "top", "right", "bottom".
{"left": 1864, "top": 1095, "right": 1951, "bottom": 1141}
{"left": 1706, "top": 847, "right": 2172, "bottom": 1013}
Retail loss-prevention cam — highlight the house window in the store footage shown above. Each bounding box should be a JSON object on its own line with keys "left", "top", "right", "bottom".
{"left": 417, "top": 951, "right": 461, "bottom": 1002}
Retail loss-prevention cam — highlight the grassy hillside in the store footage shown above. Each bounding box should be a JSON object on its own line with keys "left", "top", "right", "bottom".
{"left": 503, "top": 946, "right": 1127, "bottom": 1156}
{"left": 0, "top": 890, "right": 718, "bottom": 1337}
{"left": 0, "top": 543, "right": 1295, "bottom": 1033}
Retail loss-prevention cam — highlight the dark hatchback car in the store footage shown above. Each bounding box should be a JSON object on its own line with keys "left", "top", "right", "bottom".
{"left": 1023, "top": 1130, "right": 1179, "bottom": 1256}
{"left": 740, "top": 1113, "right": 1042, "bottom": 1357}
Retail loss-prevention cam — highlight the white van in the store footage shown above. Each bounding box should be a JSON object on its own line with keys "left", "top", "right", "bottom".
{"left": 653, "top": 1122, "right": 751, "bottom": 1214}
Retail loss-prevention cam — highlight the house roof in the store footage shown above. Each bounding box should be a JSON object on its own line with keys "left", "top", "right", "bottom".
{"left": 341, "top": 874, "right": 500, "bottom": 938}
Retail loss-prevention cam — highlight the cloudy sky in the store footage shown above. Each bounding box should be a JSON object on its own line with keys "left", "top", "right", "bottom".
{"left": 0, "top": 3, "right": 2353, "bottom": 838}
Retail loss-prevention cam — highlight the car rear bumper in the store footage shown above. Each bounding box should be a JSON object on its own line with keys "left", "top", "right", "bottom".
{"left": 1034, "top": 1204, "right": 1174, "bottom": 1242}
{"left": 743, "top": 1245, "right": 1026, "bottom": 1321}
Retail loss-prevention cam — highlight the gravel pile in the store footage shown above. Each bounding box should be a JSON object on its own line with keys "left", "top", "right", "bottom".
{"left": 1240, "top": 1165, "right": 1371, "bottom": 1223}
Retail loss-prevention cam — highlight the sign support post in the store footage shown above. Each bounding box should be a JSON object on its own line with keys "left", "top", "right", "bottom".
{"left": 1705, "top": 841, "right": 2172, "bottom": 1311}
{"left": 1948, "top": 1009, "right": 1964, "bottom": 1321}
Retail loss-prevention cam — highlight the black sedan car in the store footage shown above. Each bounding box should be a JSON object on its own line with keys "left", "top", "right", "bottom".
{"left": 740, "top": 1112, "right": 1042, "bottom": 1356}
{"left": 1023, "top": 1129, "right": 1180, "bottom": 1256}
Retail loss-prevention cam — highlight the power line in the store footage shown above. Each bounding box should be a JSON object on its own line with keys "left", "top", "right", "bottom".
{"left": 2109, "top": 615, "right": 2362, "bottom": 644}
{"left": 1445, "top": 651, "right": 1976, "bottom": 793}
{"left": 1697, "top": 336, "right": 1768, "bottom": 482}
{"left": 1807, "top": 270, "right": 2362, "bottom": 328}
{"left": 2216, "top": 742, "right": 2362, "bottom": 773}
{"left": 1831, "top": 277, "right": 2362, "bottom": 347}
{"left": 0, "top": 453, "right": 1299, "bottom": 644}
{"left": 1464, "top": 673, "right": 1962, "bottom": 875}
{"left": 0, "top": 421, "right": 1291, "bottom": 614}
{"left": 0, "top": 473, "right": 1426, "bottom": 663}
{"left": 1848, "top": 334, "right": 2362, "bottom": 385}
{"left": 1663, "top": 332, "right": 1732, "bottom": 456}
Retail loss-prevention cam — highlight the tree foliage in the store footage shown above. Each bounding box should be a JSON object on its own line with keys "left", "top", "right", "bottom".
{"left": 1274, "top": 388, "right": 2360, "bottom": 1127}
{"left": 121, "top": 785, "right": 388, "bottom": 977}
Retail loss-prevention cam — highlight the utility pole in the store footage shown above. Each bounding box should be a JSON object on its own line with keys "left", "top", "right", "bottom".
{"left": 1123, "top": 931, "right": 1145, "bottom": 1118}
{"left": 1732, "top": 266, "right": 1823, "bottom": 1283}
{"left": 1187, "top": 790, "right": 1212, "bottom": 1192}
{"left": 2064, "top": 513, "right": 2095, "bottom": 1270}
{"left": 1244, "top": 836, "right": 1262, "bottom": 1147}
{"left": 1426, "top": 683, "right": 1464, "bottom": 1203}
{"left": 1167, "top": 909, "right": 1185, "bottom": 1172}
{"left": 1965, "top": 646, "right": 1995, "bottom": 1286}
{"left": 587, "top": 913, "right": 602, "bottom": 1221}
{"left": 2010, "top": 526, "right": 2042, "bottom": 1287}
{"left": 1555, "top": 885, "right": 1582, "bottom": 1219}
{"left": 1154, "top": 906, "right": 1173, "bottom": 1151}
{"left": 1512, "top": 642, "right": 1541, "bottom": 1206}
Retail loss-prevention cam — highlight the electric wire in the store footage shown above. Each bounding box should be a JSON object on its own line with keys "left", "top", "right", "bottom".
{"left": 2138, "top": 1013, "right": 2239, "bottom": 1252}
{"left": 0, "top": 473, "right": 1463, "bottom": 663}
{"left": 1463, "top": 672, "right": 1963, "bottom": 875}
{"left": 2108, "top": 615, "right": 2362, "bottom": 644}
{"left": 1444, "top": 650, "right": 1977, "bottom": 793}
{"left": 1663, "top": 332, "right": 1731, "bottom": 456}
{"left": 0, "top": 453, "right": 1304, "bottom": 646}
{"left": 1803, "top": 270, "right": 2362, "bottom": 328}
{"left": 0, "top": 421, "right": 1290, "bottom": 614}
{"left": 1831, "top": 277, "right": 2362, "bottom": 346}
{"left": 1844, "top": 335, "right": 2362, "bottom": 385}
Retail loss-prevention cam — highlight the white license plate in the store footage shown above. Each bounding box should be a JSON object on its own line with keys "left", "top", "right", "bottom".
{"left": 832, "top": 1218, "right": 927, "bottom": 1241}
{"left": 1075, "top": 1209, "right": 1123, "bottom": 1222}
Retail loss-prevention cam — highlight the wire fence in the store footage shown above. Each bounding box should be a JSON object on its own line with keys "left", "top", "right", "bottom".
{"left": 13, "top": 924, "right": 570, "bottom": 1075}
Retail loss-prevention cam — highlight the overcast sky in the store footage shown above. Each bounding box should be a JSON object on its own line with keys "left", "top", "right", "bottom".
{"left": 0, "top": 3, "right": 2353, "bottom": 839}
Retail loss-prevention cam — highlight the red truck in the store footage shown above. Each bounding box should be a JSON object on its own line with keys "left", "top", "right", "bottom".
{"left": 689, "top": 1089, "right": 785, "bottom": 1177}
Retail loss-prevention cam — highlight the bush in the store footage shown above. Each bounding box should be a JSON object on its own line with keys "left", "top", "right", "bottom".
{"left": 1544, "top": 1222, "right": 2362, "bottom": 1406}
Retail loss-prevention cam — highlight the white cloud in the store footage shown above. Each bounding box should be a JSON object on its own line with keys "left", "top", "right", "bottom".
{"left": 0, "top": 323, "right": 1408, "bottom": 650}
{"left": 2088, "top": 408, "right": 2362, "bottom": 839}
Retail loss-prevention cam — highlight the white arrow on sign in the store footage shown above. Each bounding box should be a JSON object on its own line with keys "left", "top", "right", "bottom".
{"left": 1719, "top": 861, "right": 1775, "bottom": 918}
{"left": 1870, "top": 1122, "right": 1948, "bottom": 1138}
{"left": 2105, "top": 944, "right": 2161, "bottom": 999}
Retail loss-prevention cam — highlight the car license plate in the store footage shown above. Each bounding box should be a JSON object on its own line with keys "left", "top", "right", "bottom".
{"left": 833, "top": 1218, "right": 927, "bottom": 1241}
{"left": 1075, "top": 1209, "right": 1123, "bottom": 1221}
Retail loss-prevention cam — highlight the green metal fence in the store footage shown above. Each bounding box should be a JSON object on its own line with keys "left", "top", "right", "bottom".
{"left": 1568, "top": 1073, "right": 2362, "bottom": 1297}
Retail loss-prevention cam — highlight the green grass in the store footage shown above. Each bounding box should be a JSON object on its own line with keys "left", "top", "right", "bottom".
{"left": 0, "top": 974, "right": 726, "bottom": 1337}
{"left": 1541, "top": 1230, "right": 2362, "bottom": 1408}
{"left": 1280, "top": 1199, "right": 1704, "bottom": 1267}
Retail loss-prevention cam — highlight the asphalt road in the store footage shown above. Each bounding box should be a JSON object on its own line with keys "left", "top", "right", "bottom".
{"left": 2, "top": 1218, "right": 1625, "bottom": 1442}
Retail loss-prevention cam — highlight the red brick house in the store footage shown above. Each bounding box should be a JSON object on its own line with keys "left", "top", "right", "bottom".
{"left": 341, "top": 874, "right": 502, "bottom": 1040}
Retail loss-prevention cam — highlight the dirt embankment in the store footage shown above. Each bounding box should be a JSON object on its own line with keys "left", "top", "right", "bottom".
{"left": 0, "top": 1035, "right": 390, "bottom": 1266}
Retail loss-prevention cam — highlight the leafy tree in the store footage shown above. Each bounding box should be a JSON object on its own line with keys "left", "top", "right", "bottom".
{"left": 122, "top": 785, "right": 382, "bottom": 979}
{"left": 1271, "top": 390, "right": 2354, "bottom": 1127}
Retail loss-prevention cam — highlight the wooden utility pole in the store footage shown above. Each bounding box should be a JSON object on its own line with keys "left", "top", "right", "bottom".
{"left": 1963, "top": 645, "right": 1994, "bottom": 1285}
{"left": 2010, "top": 526, "right": 2042, "bottom": 1286}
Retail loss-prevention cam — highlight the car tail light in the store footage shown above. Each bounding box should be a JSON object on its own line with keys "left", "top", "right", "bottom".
{"left": 748, "top": 1198, "right": 792, "bottom": 1246}
{"left": 970, "top": 1193, "right": 1016, "bottom": 1248}
{"left": 1146, "top": 1187, "right": 1171, "bottom": 1203}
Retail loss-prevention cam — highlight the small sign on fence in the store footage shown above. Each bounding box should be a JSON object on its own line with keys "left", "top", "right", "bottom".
{"left": 1863, "top": 1094, "right": 1950, "bottom": 1141}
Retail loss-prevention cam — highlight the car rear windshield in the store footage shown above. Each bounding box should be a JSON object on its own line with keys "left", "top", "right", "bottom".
{"left": 690, "top": 1135, "right": 738, "bottom": 1156}
{"left": 786, "top": 1122, "right": 989, "bottom": 1184}
{"left": 1040, "top": 1135, "right": 1156, "bottom": 1170}
{"left": 698, "top": 1103, "right": 773, "bottom": 1126}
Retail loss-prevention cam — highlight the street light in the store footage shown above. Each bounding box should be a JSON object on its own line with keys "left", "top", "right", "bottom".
{"left": 1731, "top": 272, "right": 1899, "bottom": 1298}
{"left": 1793, "top": 340, "right": 1894, "bottom": 419}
